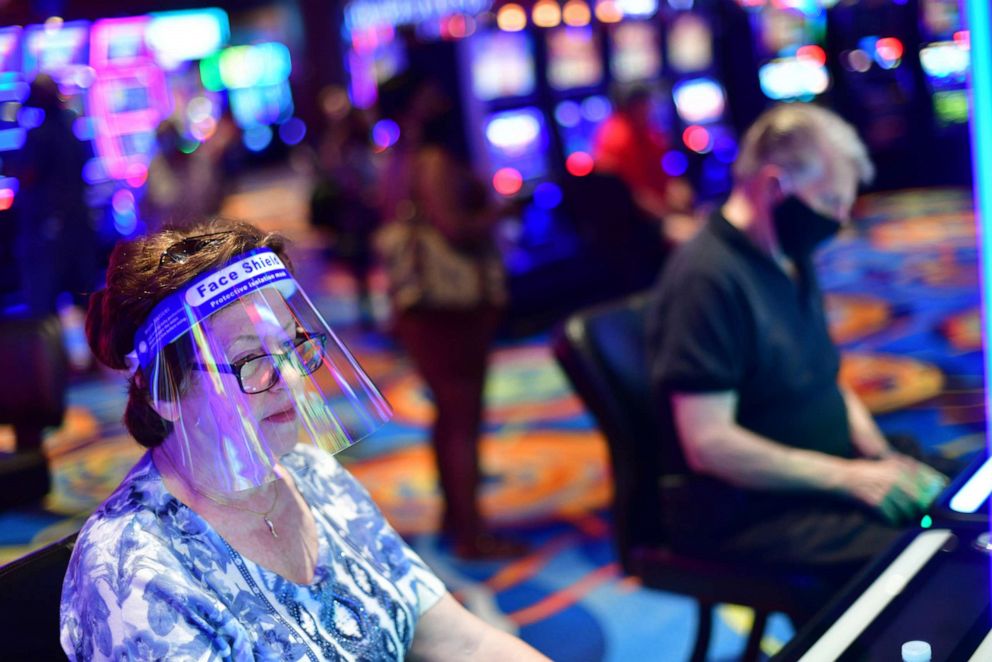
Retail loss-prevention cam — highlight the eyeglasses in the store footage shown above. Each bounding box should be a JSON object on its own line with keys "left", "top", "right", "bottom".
{"left": 191, "top": 332, "right": 328, "bottom": 394}
{"left": 159, "top": 232, "right": 233, "bottom": 267}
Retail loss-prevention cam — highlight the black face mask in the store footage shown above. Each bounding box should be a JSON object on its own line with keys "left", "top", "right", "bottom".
{"left": 772, "top": 195, "right": 842, "bottom": 261}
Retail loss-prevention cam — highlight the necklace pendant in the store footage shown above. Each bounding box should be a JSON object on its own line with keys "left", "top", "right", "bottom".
{"left": 264, "top": 517, "right": 278, "bottom": 538}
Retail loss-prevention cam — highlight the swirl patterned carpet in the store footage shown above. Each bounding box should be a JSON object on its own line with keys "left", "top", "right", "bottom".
{"left": 0, "top": 186, "right": 985, "bottom": 660}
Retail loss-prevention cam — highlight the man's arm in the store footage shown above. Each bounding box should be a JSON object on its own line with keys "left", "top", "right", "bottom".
{"left": 671, "top": 391, "right": 942, "bottom": 524}
{"left": 409, "top": 593, "right": 549, "bottom": 662}
{"left": 841, "top": 386, "right": 892, "bottom": 459}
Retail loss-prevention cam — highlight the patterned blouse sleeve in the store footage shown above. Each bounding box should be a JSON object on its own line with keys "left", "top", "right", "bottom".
{"left": 60, "top": 519, "right": 252, "bottom": 661}
{"left": 308, "top": 449, "right": 448, "bottom": 617}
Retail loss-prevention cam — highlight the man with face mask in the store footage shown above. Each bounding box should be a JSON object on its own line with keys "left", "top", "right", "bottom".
{"left": 646, "top": 104, "right": 950, "bottom": 622}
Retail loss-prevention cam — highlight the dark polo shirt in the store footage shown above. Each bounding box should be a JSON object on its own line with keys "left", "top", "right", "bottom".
{"left": 647, "top": 210, "right": 855, "bottom": 476}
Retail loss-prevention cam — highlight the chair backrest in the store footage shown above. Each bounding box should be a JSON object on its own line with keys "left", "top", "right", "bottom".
{"left": 551, "top": 292, "right": 666, "bottom": 570}
{"left": 0, "top": 315, "right": 67, "bottom": 431}
{"left": 0, "top": 531, "right": 77, "bottom": 659}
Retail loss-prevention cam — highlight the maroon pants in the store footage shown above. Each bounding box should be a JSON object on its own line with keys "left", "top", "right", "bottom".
{"left": 394, "top": 306, "right": 501, "bottom": 542}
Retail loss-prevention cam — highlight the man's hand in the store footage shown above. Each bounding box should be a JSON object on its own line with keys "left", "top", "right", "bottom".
{"left": 843, "top": 456, "right": 948, "bottom": 525}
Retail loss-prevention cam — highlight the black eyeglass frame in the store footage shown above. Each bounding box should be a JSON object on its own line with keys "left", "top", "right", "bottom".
{"left": 159, "top": 231, "right": 235, "bottom": 267}
{"left": 190, "top": 332, "right": 328, "bottom": 394}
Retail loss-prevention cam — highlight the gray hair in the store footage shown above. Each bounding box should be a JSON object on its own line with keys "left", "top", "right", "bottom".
{"left": 732, "top": 103, "right": 875, "bottom": 186}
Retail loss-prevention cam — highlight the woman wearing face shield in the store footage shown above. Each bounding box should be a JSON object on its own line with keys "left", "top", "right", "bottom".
{"left": 59, "top": 219, "right": 548, "bottom": 661}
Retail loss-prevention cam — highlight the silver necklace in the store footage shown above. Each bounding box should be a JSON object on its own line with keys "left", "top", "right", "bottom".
{"left": 157, "top": 451, "right": 281, "bottom": 538}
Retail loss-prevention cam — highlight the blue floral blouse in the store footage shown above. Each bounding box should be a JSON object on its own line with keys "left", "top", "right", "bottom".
{"left": 60, "top": 445, "right": 446, "bottom": 661}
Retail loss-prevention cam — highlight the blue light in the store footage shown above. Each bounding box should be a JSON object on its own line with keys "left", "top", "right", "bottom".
{"left": 278, "top": 117, "right": 307, "bottom": 146}
{"left": 580, "top": 95, "right": 612, "bottom": 123}
{"left": 949, "top": 456, "right": 992, "bottom": 513}
{"left": 17, "top": 106, "right": 44, "bottom": 130}
{"left": 113, "top": 208, "right": 138, "bottom": 235}
{"left": 0, "top": 127, "right": 25, "bottom": 151}
{"left": 372, "top": 118, "right": 400, "bottom": 148}
{"left": 533, "top": 182, "right": 563, "bottom": 209}
{"left": 965, "top": 0, "right": 992, "bottom": 478}
{"left": 713, "top": 135, "right": 738, "bottom": 164}
{"left": 243, "top": 124, "right": 273, "bottom": 152}
{"left": 554, "top": 100, "right": 581, "bottom": 128}
{"left": 661, "top": 150, "right": 688, "bottom": 177}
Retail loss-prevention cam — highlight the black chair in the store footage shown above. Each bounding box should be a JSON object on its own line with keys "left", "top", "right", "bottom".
{"left": 0, "top": 315, "right": 66, "bottom": 508}
{"left": 552, "top": 293, "right": 830, "bottom": 662}
{"left": 0, "top": 531, "right": 77, "bottom": 659}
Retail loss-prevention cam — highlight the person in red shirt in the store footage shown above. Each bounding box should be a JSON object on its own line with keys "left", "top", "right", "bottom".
{"left": 592, "top": 87, "right": 698, "bottom": 244}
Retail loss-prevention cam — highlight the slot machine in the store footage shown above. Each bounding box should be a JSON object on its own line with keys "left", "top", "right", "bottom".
{"left": 662, "top": 7, "right": 737, "bottom": 198}
{"left": 826, "top": 0, "right": 931, "bottom": 189}
{"left": 917, "top": 0, "right": 971, "bottom": 184}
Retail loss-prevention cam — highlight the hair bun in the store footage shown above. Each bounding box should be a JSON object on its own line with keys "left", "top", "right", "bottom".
{"left": 85, "top": 288, "right": 129, "bottom": 370}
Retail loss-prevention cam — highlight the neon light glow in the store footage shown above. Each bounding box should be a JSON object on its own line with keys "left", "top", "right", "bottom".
{"left": 948, "top": 456, "right": 992, "bottom": 513}
{"left": 682, "top": 124, "right": 711, "bottom": 153}
{"left": 758, "top": 56, "right": 830, "bottom": 100}
{"left": 0, "top": 176, "right": 19, "bottom": 210}
{"left": 533, "top": 0, "right": 562, "bottom": 28}
{"left": 147, "top": 9, "right": 230, "bottom": 66}
{"left": 562, "top": 0, "right": 592, "bottom": 27}
{"left": 672, "top": 77, "right": 726, "bottom": 124}
{"left": 343, "top": 0, "right": 492, "bottom": 36}
{"left": 565, "top": 151, "right": 594, "bottom": 176}
{"left": 920, "top": 41, "right": 970, "bottom": 81}
{"left": 22, "top": 21, "right": 91, "bottom": 87}
{"left": 88, "top": 16, "right": 171, "bottom": 181}
{"left": 964, "top": 0, "right": 992, "bottom": 516}
{"left": 485, "top": 111, "right": 542, "bottom": 152}
{"left": 492, "top": 167, "right": 523, "bottom": 196}
{"left": 469, "top": 31, "right": 535, "bottom": 101}
{"left": 497, "top": 4, "right": 528, "bottom": 32}
{"left": 617, "top": 0, "right": 658, "bottom": 17}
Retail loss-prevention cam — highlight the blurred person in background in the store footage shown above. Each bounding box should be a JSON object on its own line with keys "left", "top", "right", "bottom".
{"left": 592, "top": 86, "right": 699, "bottom": 245}
{"left": 9, "top": 73, "right": 97, "bottom": 369}
{"left": 375, "top": 70, "right": 524, "bottom": 559}
{"left": 310, "top": 98, "right": 380, "bottom": 329}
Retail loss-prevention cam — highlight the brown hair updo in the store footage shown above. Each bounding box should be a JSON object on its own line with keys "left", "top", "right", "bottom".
{"left": 86, "top": 218, "right": 293, "bottom": 448}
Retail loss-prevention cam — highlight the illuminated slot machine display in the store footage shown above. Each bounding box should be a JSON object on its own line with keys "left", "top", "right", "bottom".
{"left": 545, "top": 24, "right": 611, "bottom": 175}
{"left": 145, "top": 10, "right": 230, "bottom": 149}
{"left": 663, "top": 9, "right": 736, "bottom": 197}
{"left": 86, "top": 16, "right": 171, "bottom": 193}
{"left": 918, "top": 0, "right": 969, "bottom": 132}
{"left": 465, "top": 28, "right": 552, "bottom": 197}
{"left": 0, "top": 27, "right": 25, "bottom": 210}
{"left": 346, "top": 25, "right": 406, "bottom": 110}
{"left": 199, "top": 42, "right": 297, "bottom": 153}
{"left": 826, "top": 0, "right": 928, "bottom": 188}
{"left": 744, "top": 0, "right": 830, "bottom": 103}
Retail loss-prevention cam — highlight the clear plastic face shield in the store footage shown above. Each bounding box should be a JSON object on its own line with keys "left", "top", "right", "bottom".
{"left": 134, "top": 248, "right": 391, "bottom": 493}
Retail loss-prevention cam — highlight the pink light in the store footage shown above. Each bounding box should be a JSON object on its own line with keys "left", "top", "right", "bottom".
{"left": 683, "top": 125, "right": 711, "bottom": 153}
{"left": 0, "top": 189, "right": 13, "bottom": 211}
{"left": 566, "top": 151, "right": 595, "bottom": 177}
{"left": 493, "top": 167, "right": 523, "bottom": 195}
{"left": 954, "top": 30, "right": 970, "bottom": 49}
{"left": 875, "top": 37, "right": 904, "bottom": 63}
{"left": 797, "top": 44, "right": 827, "bottom": 66}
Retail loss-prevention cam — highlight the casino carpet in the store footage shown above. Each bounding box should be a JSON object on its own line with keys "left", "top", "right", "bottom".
{"left": 0, "top": 185, "right": 985, "bottom": 661}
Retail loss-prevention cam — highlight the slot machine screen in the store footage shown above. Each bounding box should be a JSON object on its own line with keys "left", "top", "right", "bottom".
{"left": 109, "top": 83, "right": 151, "bottom": 114}
{"left": 672, "top": 78, "right": 726, "bottom": 124}
{"left": 667, "top": 13, "right": 712, "bottom": 74}
{"left": 470, "top": 31, "right": 535, "bottom": 101}
{"left": 23, "top": 22, "right": 89, "bottom": 83}
{"left": 758, "top": 56, "right": 829, "bottom": 100}
{"left": 483, "top": 107, "right": 549, "bottom": 181}
{"left": 546, "top": 26, "right": 603, "bottom": 91}
{"left": 610, "top": 21, "right": 661, "bottom": 83}
{"left": 0, "top": 28, "right": 20, "bottom": 75}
